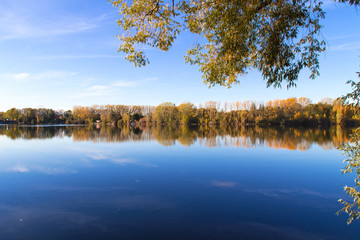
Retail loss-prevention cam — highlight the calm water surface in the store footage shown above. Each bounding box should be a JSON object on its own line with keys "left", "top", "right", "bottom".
{"left": 0, "top": 125, "right": 359, "bottom": 239}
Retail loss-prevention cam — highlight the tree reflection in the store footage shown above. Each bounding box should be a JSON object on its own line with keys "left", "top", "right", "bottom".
{"left": 0, "top": 125, "right": 353, "bottom": 151}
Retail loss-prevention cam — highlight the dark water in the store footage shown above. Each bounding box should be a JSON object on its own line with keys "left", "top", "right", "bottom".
{"left": 0, "top": 125, "right": 359, "bottom": 240}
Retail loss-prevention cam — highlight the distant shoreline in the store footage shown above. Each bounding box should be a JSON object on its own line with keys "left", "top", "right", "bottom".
{"left": 1, "top": 98, "right": 359, "bottom": 128}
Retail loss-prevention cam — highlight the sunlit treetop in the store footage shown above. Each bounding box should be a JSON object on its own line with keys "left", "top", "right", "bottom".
{"left": 110, "top": 0, "right": 360, "bottom": 88}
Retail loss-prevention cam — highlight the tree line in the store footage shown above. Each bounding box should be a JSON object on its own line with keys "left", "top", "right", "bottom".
{"left": 0, "top": 97, "right": 358, "bottom": 126}
{"left": 0, "top": 108, "right": 69, "bottom": 125}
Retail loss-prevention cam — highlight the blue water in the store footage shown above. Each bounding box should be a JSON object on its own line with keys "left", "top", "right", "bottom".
{"left": 0, "top": 126, "right": 359, "bottom": 239}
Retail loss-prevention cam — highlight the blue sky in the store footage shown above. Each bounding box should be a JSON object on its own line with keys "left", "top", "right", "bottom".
{"left": 0, "top": 0, "right": 359, "bottom": 111}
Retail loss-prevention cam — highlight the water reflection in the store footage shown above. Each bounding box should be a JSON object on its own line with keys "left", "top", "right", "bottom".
{"left": 1, "top": 125, "right": 360, "bottom": 239}
{"left": 0, "top": 125, "right": 353, "bottom": 150}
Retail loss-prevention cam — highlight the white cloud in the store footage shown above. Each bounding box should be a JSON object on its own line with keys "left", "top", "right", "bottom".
{"left": 111, "top": 80, "right": 138, "bottom": 87}
{"left": 211, "top": 180, "right": 237, "bottom": 188}
{"left": 35, "top": 71, "right": 78, "bottom": 80}
{"left": 0, "top": 1, "right": 111, "bottom": 41}
{"left": 86, "top": 151, "right": 136, "bottom": 165}
{"left": 327, "top": 33, "right": 360, "bottom": 41}
{"left": 69, "top": 77, "right": 158, "bottom": 99}
{"left": 9, "top": 165, "right": 29, "bottom": 173}
{"left": 110, "top": 158, "right": 136, "bottom": 165}
{"left": 87, "top": 85, "right": 108, "bottom": 91}
{"left": 88, "top": 153, "right": 108, "bottom": 161}
{"left": 35, "top": 54, "right": 118, "bottom": 60}
{"left": 0, "top": 71, "right": 78, "bottom": 82}
{"left": 111, "top": 77, "right": 158, "bottom": 87}
{"left": 5, "top": 164, "right": 76, "bottom": 174}
{"left": 328, "top": 41, "right": 360, "bottom": 51}
{"left": 7, "top": 73, "right": 30, "bottom": 82}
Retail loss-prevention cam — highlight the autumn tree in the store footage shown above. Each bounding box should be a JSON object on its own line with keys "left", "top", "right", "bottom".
{"left": 4, "top": 108, "right": 22, "bottom": 122}
{"left": 178, "top": 102, "right": 197, "bottom": 125}
{"left": 111, "top": 0, "right": 359, "bottom": 88}
{"left": 154, "top": 102, "right": 179, "bottom": 125}
{"left": 204, "top": 101, "right": 218, "bottom": 124}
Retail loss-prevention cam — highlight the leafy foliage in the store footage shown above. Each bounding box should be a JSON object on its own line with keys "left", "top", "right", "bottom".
{"left": 110, "top": 0, "right": 359, "bottom": 88}
{"left": 341, "top": 72, "right": 360, "bottom": 109}
{"left": 337, "top": 71, "right": 360, "bottom": 224}
{"left": 337, "top": 128, "right": 360, "bottom": 224}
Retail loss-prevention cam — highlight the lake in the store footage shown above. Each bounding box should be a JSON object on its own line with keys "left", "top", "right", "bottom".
{"left": 0, "top": 125, "right": 359, "bottom": 239}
